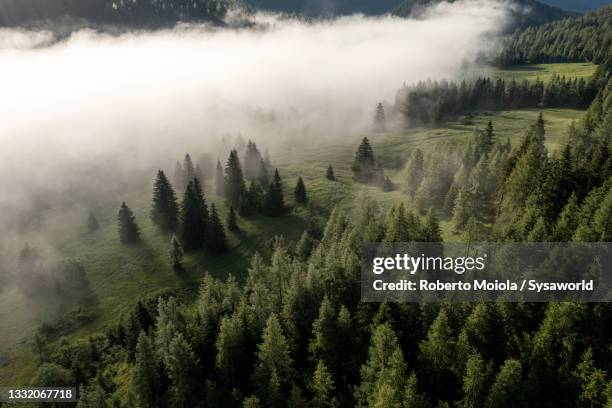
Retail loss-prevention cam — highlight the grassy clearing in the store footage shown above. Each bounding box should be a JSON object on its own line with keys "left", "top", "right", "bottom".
{"left": 468, "top": 62, "right": 598, "bottom": 83}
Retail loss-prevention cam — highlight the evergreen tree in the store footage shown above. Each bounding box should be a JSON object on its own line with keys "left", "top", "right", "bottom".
{"left": 224, "top": 150, "right": 246, "bottom": 208}
{"left": 252, "top": 314, "right": 294, "bottom": 403}
{"left": 352, "top": 138, "right": 377, "bottom": 183}
{"left": 294, "top": 177, "right": 307, "bottom": 205}
{"left": 458, "top": 353, "right": 493, "bottom": 408}
{"left": 150, "top": 170, "right": 179, "bottom": 233}
{"left": 87, "top": 211, "right": 99, "bottom": 233}
{"left": 207, "top": 204, "right": 227, "bottom": 254}
{"left": 310, "top": 360, "right": 337, "bottom": 408}
{"left": 227, "top": 206, "right": 239, "bottom": 232}
{"left": 244, "top": 140, "right": 263, "bottom": 181}
{"left": 405, "top": 148, "right": 424, "bottom": 197}
{"left": 259, "top": 159, "right": 269, "bottom": 187}
{"left": 374, "top": 102, "right": 386, "bottom": 132}
{"left": 326, "top": 165, "right": 336, "bottom": 181}
{"left": 179, "top": 179, "right": 208, "bottom": 251}
{"left": 265, "top": 169, "right": 285, "bottom": 217}
{"left": 174, "top": 161, "right": 185, "bottom": 192}
{"left": 132, "top": 332, "right": 161, "bottom": 408}
{"left": 215, "top": 160, "right": 225, "bottom": 197}
{"left": 118, "top": 202, "right": 140, "bottom": 244}
{"left": 485, "top": 359, "right": 525, "bottom": 408}
{"left": 166, "top": 333, "right": 200, "bottom": 408}
{"left": 241, "top": 179, "right": 263, "bottom": 216}
{"left": 168, "top": 235, "right": 184, "bottom": 271}
{"left": 183, "top": 154, "right": 197, "bottom": 187}
{"left": 432, "top": 97, "right": 444, "bottom": 127}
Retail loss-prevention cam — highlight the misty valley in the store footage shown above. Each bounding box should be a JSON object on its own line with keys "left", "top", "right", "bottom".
{"left": 0, "top": 0, "right": 611, "bottom": 407}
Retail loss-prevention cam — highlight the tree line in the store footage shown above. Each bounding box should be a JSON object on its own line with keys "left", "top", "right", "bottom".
{"left": 395, "top": 74, "right": 599, "bottom": 127}
{"left": 497, "top": 5, "right": 611, "bottom": 67}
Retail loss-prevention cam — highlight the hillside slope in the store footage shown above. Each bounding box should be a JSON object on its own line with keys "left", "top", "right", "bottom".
{"left": 393, "top": 0, "right": 578, "bottom": 28}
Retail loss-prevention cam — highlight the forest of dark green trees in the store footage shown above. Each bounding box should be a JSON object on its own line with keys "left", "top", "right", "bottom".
{"left": 4, "top": 2, "right": 612, "bottom": 408}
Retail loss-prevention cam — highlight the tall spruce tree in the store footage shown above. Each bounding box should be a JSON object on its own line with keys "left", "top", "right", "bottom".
{"left": 169, "top": 235, "right": 184, "bottom": 271}
{"left": 265, "top": 169, "right": 285, "bottom": 216}
{"left": 244, "top": 140, "right": 263, "bottom": 181}
{"left": 258, "top": 159, "right": 269, "bottom": 187}
{"left": 294, "top": 177, "right": 307, "bottom": 204}
{"left": 207, "top": 204, "right": 227, "bottom": 254}
{"left": 227, "top": 206, "right": 239, "bottom": 231}
{"left": 224, "top": 149, "right": 246, "bottom": 208}
{"left": 352, "top": 137, "right": 377, "bottom": 183}
{"left": 326, "top": 165, "right": 336, "bottom": 181}
{"left": 132, "top": 332, "right": 161, "bottom": 408}
{"left": 118, "top": 202, "right": 140, "bottom": 244}
{"left": 374, "top": 102, "right": 386, "bottom": 132}
{"left": 183, "top": 154, "right": 196, "bottom": 187}
{"left": 215, "top": 160, "right": 224, "bottom": 197}
{"left": 150, "top": 170, "right": 179, "bottom": 233}
{"left": 179, "top": 179, "right": 208, "bottom": 251}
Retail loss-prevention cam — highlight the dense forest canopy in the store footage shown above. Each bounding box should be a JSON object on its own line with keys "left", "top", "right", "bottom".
{"left": 499, "top": 5, "right": 612, "bottom": 65}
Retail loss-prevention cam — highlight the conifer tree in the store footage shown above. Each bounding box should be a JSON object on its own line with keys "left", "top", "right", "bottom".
{"left": 169, "top": 235, "right": 184, "bottom": 271}
{"left": 207, "top": 204, "right": 227, "bottom": 254}
{"left": 244, "top": 140, "right": 263, "bottom": 181}
{"left": 432, "top": 97, "right": 444, "bottom": 127}
{"left": 227, "top": 206, "right": 239, "bottom": 232}
{"left": 150, "top": 170, "right": 179, "bottom": 233}
{"left": 179, "top": 179, "right": 208, "bottom": 251}
{"left": 118, "top": 202, "right": 140, "bottom": 244}
{"left": 485, "top": 359, "right": 525, "bottom": 408}
{"left": 183, "top": 153, "right": 196, "bottom": 187}
{"left": 405, "top": 148, "right": 424, "bottom": 196}
{"left": 458, "top": 353, "right": 493, "bottom": 408}
{"left": 132, "top": 332, "right": 161, "bottom": 408}
{"left": 265, "top": 169, "right": 285, "bottom": 217}
{"left": 326, "top": 165, "right": 336, "bottom": 181}
{"left": 166, "top": 333, "right": 200, "bottom": 408}
{"left": 252, "top": 314, "right": 294, "bottom": 402}
{"left": 294, "top": 177, "right": 307, "bottom": 204}
{"left": 174, "top": 160, "right": 184, "bottom": 192}
{"left": 87, "top": 211, "right": 99, "bottom": 233}
{"left": 374, "top": 102, "right": 386, "bottom": 132}
{"left": 224, "top": 149, "right": 246, "bottom": 208}
{"left": 241, "top": 179, "right": 263, "bottom": 216}
{"left": 352, "top": 137, "right": 377, "bottom": 183}
{"left": 310, "top": 360, "right": 337, "bottom": 408}
{"left": 215, "top": 160, "right": 224, "bottom": 197}
{"left": 258, "top": 159, "right": 269, "bottom": 187}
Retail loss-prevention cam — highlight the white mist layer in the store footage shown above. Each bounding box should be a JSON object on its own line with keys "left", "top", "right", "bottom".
{"left": 0, "top": 0, "right": 511, "bottom": 215}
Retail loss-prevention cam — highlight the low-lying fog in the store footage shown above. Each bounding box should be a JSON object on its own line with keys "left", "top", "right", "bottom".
{"left": 0, "top": 0, "right": 512, "bottom": 247}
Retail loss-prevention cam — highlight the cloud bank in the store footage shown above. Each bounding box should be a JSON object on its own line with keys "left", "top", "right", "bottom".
{"left": 0, "top": 0, "right": 512, "bottom": 231}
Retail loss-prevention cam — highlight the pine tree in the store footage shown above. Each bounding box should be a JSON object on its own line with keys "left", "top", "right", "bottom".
{"left": 422, "top": 208, "right": 443, "bottom": 242}
{"left": 310, "top": 360, "right": 337, "bottom": 408}
{"left": 87, "top": 211, "right": 99, "bottom": 232}
{"left": 118, "top": 202, "right": 140, "bottom": 244}
{"left": 352, "top": 137, "right": 377, "bottom": 183}
{"left": 259, "top": 159, "right": 269, "bottom": 187}
{"left": 244, "top": 140, "right": 263, "bottom": 181}
{"left": 150, "top": 170, "right": 179, "bottom": 233}
{"left": 432, "top": 97, "right": 444, "bottom": 127}
{"left": 486, "top": 120, "right": 496, "bottom": 147}
{"left": 458, "top": 353, "right": 493, "bottom": 408}
{"left": 265, "top": 169, "right": 285, "bottom": 217}
{"left": 374, "top": 102, "right": 386, "bottom": 132}
{"left": 215, "top": 160, "right": 225, "bottom": 197}
{"left": 227, "top": 206, "right": 239, "bottom": 232}
{"left": 132, "top": 332, "right": 161, "bottom": 408}
{"left": 252, "top": 314, "right": 294, "bottom": 402}
{"left": 174, "top": 161, "right": 185, "bottom": 192}
{"left": 169, "top": 235, "right": 184, "bottom": 271}
{"left": 166, "top": 333, "right": 200, "bottom": 408}
{"left": 207, "top": 204, "right": 227, "bottom": 254}
{"left": 485, "top": 359, "right": 525, "bottom": 408}
{"left": 224, "top": 149, "right": 246, "bottom": 208}
{"left": 183, "top": 153, "right": 196, "bottom": 187}
{"left": 179, "top": 179, "right": 208, "bottom": 251}
{"left": 294, "top": 177, "right": 307, "bottom": 205}
{"left": 241, "top": 179, "right": 263, "bottom": 216}
{"left": 405, "top": 148, "right": 424, "bottom": 196}
{"left": 326, "top": 165, "right": 336, "bottom": 181}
